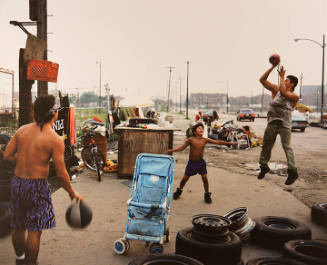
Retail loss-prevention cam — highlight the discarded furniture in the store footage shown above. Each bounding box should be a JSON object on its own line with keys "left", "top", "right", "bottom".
{"left": 115, "top": 127, "right": 176, "bottom": 178}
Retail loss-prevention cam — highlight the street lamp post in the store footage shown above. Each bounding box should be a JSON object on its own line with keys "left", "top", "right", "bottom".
{"left": 96, "top": 60, "right": 102, "bottom": 110}
{"left": 294, "top": 35, "right": 325, "bottom": 124}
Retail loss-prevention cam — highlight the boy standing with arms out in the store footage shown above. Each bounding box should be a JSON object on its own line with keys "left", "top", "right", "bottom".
{"left": 168, "top": 122, "right": 236, "bottom": 204}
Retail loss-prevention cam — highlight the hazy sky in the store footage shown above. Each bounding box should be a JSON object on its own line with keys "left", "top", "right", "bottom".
{"left": 1, "top": 0, "right": 326, "bottom": 101}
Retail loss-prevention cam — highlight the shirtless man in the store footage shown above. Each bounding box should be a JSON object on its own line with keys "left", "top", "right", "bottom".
{"left": 168, "top": 122, "right": 237, "bottom": 203}
{"left": 4, "top": 95, "right": 83, "bottom": 265}
{"left": 258, "top": 62, "right": 299, "bottom": 185}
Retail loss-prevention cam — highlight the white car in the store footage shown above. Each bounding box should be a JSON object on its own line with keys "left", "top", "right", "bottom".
{"left": 291, "top": 111, "right": 308, "bottom": 132}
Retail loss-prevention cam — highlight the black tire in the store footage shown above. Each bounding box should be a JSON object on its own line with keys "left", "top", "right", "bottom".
{"left": 251, "top": 216, "right": 311, "bottom": 249}
{"left": 81, "top": 148, "right": 105, "bottom": 172}
{"left": 283, "top": 240, "right": 327, "bottom": 265}
{"left": 301, "top": 128, "right": 305, "bottom": 132}
{"left": 128, "top": 254, "right": 204, "bottom": 265}
{"left": 0, "top": 202, "right": 11, "bottom": 238}
{"left": 175, "top": 227, "right": 242, "bottom": 265}
{"left": 246, "top": 256, "right": 307, "bottom": 265}
{"left": 311, "top": 203, "right": 327, "bottom": 227}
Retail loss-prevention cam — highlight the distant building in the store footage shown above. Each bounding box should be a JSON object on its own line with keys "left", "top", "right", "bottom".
{"left": 301, "top": 85, "right": 327, "bottom": 111}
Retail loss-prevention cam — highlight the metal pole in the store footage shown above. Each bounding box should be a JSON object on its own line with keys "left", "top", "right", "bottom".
{"left": 12, "top": 73, "right": 14, "bottom": 115}
{"left": 166, "top": 66, "right": 174, "bottom": 112}
{"left": 179, "top": 78, "right": 182, "bottom": 113}
{"left": 226, "top": 81, "right": 229, "bottom": 113}
{"left": 321, "top": 34, "right": 325, "bottom": 124}
{"left": 299, "top": 73, "right": 303, "bottom": 99}
{"left": 261, "top": 86, "right": 264, "bottom": 113}
{"left": 186, "top": 61, "right": 189, "bottom": 119}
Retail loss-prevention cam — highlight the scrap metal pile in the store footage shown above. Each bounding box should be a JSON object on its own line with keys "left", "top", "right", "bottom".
{"left": 208, "top": 120, "right": 263, "bottom": 149}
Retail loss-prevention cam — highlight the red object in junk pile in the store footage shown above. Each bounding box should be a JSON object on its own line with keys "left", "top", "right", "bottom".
{"left": 27, "top": 60, "right": 59, "bottom": 82}
{"left": 92, "top": 116, "right": 103, "bottom": 122}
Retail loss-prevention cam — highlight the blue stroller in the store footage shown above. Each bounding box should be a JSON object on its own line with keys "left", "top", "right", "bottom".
{"left": 113, "top": 153, "right": 175, "bottom": 254}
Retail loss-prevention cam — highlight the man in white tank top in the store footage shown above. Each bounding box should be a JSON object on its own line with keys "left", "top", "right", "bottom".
{"left": 258, "top": 62, "right": 299, "bottom": 185}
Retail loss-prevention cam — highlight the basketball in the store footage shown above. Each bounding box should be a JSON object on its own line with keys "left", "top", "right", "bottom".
{"left": 65, "top": 200, "right": 93, "bottom": 228}
{"left": 269, "top": 54, "right": 280, "bottom": 66}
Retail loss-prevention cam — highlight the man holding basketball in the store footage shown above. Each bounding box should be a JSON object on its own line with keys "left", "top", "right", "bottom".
{"left": 258, "top": 55, "right": 299, "bottom": 185}
{"left": 4, "top": 95, "right": 83, "bottom": 265}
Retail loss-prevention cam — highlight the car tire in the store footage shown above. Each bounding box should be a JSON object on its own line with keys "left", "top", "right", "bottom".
{"left": 128, "top": 254, "right": 204, "bottom": 265}
{"left": 251, "top": 216, "right": 311, "bottom": 249}
{"left": 0, "top": 202, "right": 11, "bottom": 238}
{"left": 176, "top": 227, "right": 242, "bottom": 265}
{"left": 311, "top": 203, "right": 327, "bottom": 227}
{"left": 246, "top": 256, "right": 307, "bottom": 265}
{"left": 283, "top": 239, "right": 327, "bottom": 265}
{"left": 301, "top": 128, "right": 305, "bottom": 132}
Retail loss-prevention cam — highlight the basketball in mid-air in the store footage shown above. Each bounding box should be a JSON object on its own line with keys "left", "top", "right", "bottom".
{"left": 269, "top": 54, "right": 280, "bottom": 66}
{"left": 65, "top": 200, "right": 93, "bottom": 228}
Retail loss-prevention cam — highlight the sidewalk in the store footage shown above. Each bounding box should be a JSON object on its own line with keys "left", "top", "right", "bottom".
{"left": 1, "top": 160, "right": 326, "bottom": 265}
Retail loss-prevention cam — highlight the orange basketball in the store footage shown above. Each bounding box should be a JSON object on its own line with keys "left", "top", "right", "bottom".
{"left": 269, "top": 54, "right": 280, "bottom": 66}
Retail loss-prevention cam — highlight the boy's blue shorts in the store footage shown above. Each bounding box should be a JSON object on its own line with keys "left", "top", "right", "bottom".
{"left": 184, "top": 159, "right": 207, "bottom": 176}
{"left": 10, "top": 175, "right": 56, "bottom": 231}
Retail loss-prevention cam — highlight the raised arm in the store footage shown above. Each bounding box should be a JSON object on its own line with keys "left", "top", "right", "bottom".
{"left": 259, "top": 65, "right": 279, "bottom": 96}
{"left": 279, "top": 66, "right": 299, "bottom": 107}
{"left": 168, "top": 138, "right": 190, "bottom": 154}
{"left": 52, "top": 137, "right": 83, "bottom": 201}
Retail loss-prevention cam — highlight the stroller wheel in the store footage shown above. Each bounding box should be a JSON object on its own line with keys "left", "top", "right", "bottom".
{"left": 149, "top": 242, "right": 163, "bottom": 254}
{"left": 113, "top": 238, "right": 127, "bottom": 255}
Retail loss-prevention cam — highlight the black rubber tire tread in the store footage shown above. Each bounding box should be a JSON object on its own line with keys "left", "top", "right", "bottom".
{"left": 246, "top": 256, "right": 307, "bottom": 265}
{"left": 128, "top": 254, "right": 204, "bottom": 265}
{"left": 283, "top": 239, "right": 327, "bottom": 265}
{"left": 81, "top": 148, "right": 105, "bottom": 172}
{"left": 0, "top": 202, "right": 11, "bottom": 238}
{"left": 175, "top": 227, "right": 242, "bottom": 265}
{"left": 311, "top": 203, "right": 327, "bottom": 227}
{"left": 251, "top": 216, "right": 311, "bottom": 249}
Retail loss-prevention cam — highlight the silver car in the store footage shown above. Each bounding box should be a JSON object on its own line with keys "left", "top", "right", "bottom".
{"left": 291, "top": 111, "right": 308, "bottom": 132}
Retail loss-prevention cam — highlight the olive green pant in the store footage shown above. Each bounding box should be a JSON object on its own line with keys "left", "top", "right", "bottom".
{"left": 259, "top": 120, "right": 296, "bottom": 170}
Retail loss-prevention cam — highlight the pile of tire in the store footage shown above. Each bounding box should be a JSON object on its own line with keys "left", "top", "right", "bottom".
{"left": 223, "top": 207, "right": 255, "bottom": 244}
{"left": 311, "top": 203, "right": 327, "bottom": 227}
{"left": 246, "top": 256, "right": 307, "bottom": 265}
{"left": 283, "top": 239, "right": 327, "bottom": 265}
{"left": 128, "top": 254, "right": 204, "bottom": 265}
{"left": 251, "top": 216, "right": 311, "bottom": 249}
{"left": 175, "top": 214, "right": 243, "bottom": 265}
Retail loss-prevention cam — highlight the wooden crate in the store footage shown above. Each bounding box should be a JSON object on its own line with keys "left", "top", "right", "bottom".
{"left": 116, "top": 128, "right": 174, "bottom": 178}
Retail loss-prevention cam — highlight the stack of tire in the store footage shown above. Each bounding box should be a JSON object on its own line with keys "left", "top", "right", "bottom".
{"left": 128, "top": 254, "right": 204, "bottom": 265}
{"left": 0, "top": 134, "right": 13, "bottom": 238}
{"left": 175, "top": 214, "right": 243, "bottom": 265}
{"left": 311, "top": 203, "right": 327, "bottom": 227}
{"left": 249, "top": 215, "right": 327, "bottom": 264}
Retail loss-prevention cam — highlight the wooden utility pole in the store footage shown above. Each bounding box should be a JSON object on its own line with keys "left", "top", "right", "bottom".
{"left": 19, "top": 49, "right": 34, "bottom": 127}
{"left": 166, "top": 66, "right": 175, "bottom": 112}
{"left": 37, "top": 0, "right": 48, "bottom": 96}
{"left": 186, "top": 61, "right": 189, "bottom": 119}
{"left": 30, "top": 0, "right": 48, "bottom": 96}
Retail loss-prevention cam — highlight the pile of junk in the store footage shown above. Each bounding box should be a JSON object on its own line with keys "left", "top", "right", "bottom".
{"left": 209, "top": 120, "right": 262, "bottom": 149}
{"left": 187, "top": 120, "right": 262, "bottom": 149}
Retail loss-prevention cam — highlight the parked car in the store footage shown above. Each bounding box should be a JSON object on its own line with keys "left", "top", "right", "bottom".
{"left": 237, "top": 109, "right": 255, "bottom": 121}
{"left": 291, "top": 111, "right": 308, "bottom": 132}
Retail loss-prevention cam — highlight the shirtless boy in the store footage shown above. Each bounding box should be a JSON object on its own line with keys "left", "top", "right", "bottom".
{"left": 168, "top": 122, "right": 237, "bottom": 203}
{"left": 4, "top": 95, "right": 83, "bottom": 265}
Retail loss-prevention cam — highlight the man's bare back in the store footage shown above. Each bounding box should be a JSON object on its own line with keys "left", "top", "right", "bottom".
{"left": 6, "top": 122, "right": 63, "bottom": 179}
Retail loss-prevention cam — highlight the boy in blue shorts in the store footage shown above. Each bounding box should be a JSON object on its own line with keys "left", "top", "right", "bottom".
{"left": 168, "top": 122, "right": 237, "bottom": 203}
